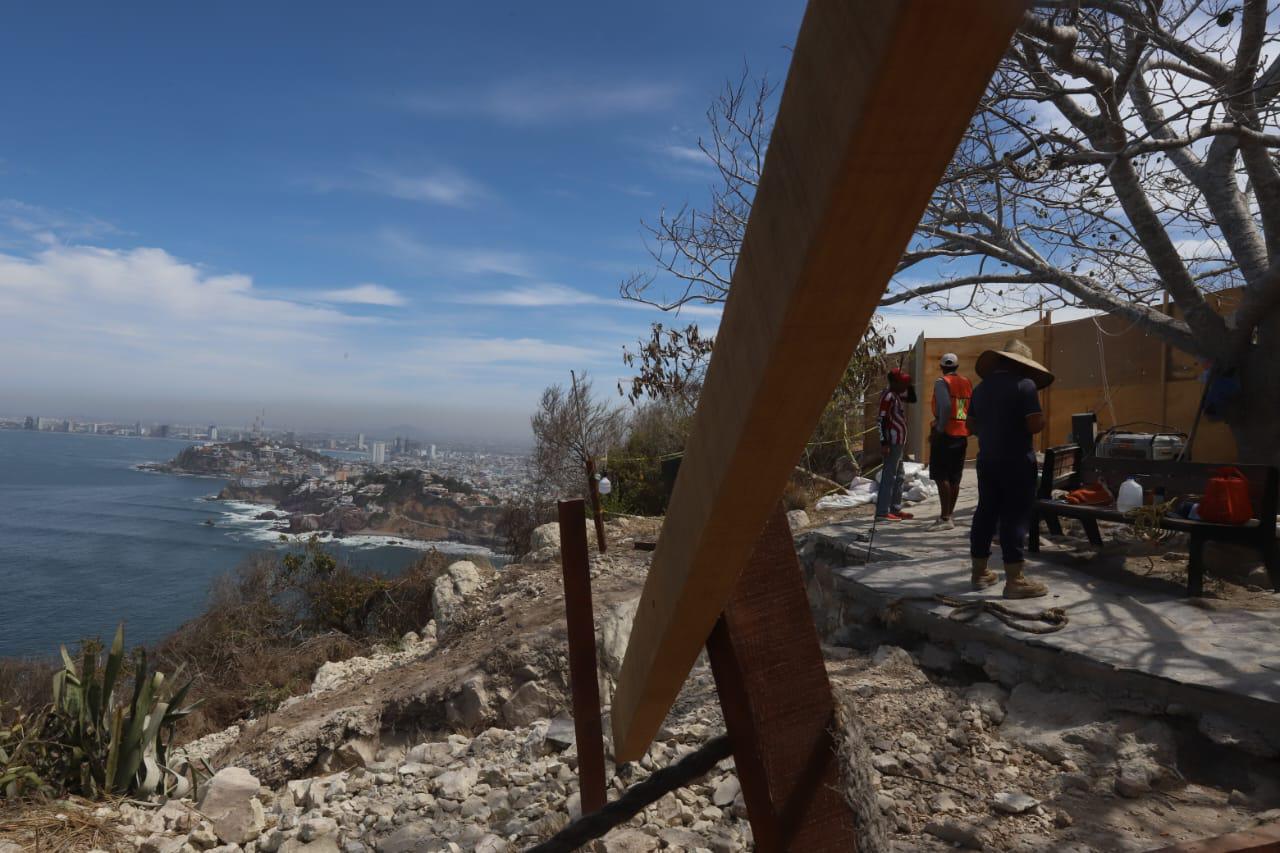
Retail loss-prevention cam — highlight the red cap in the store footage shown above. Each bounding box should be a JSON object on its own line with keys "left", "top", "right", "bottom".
{"left": 889, "top": 368, "right": 912, "bottom": 384}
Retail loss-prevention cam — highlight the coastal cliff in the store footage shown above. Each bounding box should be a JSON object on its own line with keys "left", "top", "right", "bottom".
{"left": 155, "top": 440, "right": 504, "bottom": 548}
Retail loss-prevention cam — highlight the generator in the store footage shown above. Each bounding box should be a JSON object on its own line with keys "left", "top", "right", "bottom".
{"left": 1095, "top": 431, "right": 1187, "bottom": 461}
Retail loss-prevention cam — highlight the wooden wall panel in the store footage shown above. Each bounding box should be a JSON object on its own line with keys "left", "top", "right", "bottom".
{"left": 610, "top": 0, "right": 1026, "bottom": 762}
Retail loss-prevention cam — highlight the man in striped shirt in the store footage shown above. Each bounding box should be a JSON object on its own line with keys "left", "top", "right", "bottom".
{"left": 875, "top": 368, "right": 915, "bottom": 521}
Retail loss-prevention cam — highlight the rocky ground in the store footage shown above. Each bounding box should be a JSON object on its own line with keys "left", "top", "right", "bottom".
{"left": 5, "top": 515, "right": 1279, "bottom": 852}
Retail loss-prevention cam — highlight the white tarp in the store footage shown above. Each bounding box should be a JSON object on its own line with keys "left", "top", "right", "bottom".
{"left": 815, "top": 464, "right": 937, "bottom": 511}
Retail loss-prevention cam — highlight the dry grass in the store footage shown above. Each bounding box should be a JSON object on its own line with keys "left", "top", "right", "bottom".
{"left": 0, "top": 796, "right": 126, "bottom": 852}
{"left": 0, "top": 657, "right": 55, "bottom": 718}
{"left": 154, "top": 547, "right": 455, "bottom": 741}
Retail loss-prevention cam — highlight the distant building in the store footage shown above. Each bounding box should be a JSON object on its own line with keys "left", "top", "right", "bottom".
{"left": 357, "top": 433, "right": 366, "bottom": 450}
{"left": 156, "top": 425, "right": 171, "bottom": 439}
{"left": 370, "top": 441, "right": 387, "bottom": 465}
{"left": 430, "top": 444, "right": 437, "bottom": 460}
{"left": 90, "top": 423, "right": 99, "bottom": 434}
{"left": 23, "top": 416, "right": 34, "bottom": 430}
{"left": 209, "top": 425, "right": 218, "bottom": 441}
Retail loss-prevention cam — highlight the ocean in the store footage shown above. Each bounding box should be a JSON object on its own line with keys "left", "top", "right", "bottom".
{"left": 0, "top": 430, "right": 497, "bottom": 659}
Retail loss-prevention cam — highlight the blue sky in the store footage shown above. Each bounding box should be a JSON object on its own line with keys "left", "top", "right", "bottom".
{"left": 0, "top": 1, "right": 974, "bottom": 444}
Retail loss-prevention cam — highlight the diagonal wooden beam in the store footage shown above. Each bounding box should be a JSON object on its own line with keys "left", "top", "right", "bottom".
{"left": 611, "top": 0, "right": 1025, "bottom": 761}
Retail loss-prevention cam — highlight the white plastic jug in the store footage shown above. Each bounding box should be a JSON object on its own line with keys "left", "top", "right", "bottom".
{"left": 1116, "top": 477, "right": 1144, "bottom": 512}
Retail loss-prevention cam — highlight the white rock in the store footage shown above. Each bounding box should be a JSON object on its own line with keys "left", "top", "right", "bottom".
{"left": 712, "top": 776, "right": 741, "bottom": 807}
{"left": 446, "top": 674, "right": 491, "bottom": 731}
{"left": 785, "top": 509, "right": 810, "bottom": 531}
{"left": 298, "top": 816, "right": 339, "bottom": 842}
{"left": 501, "top": 681, "right": 558, "bottom": 728}
{"left": 336, "top": 737, "right": 377, "bottom": 769}
{"left": 432, "top": 561, "right": 484, "bottom": 632}
{"left": 992, "top": 791, "right": 1039, "bottom": 814}
{"left": 280, "top": 838, "right": 342, "bottom": 853}
{"left": 529, "top": 523, "right": 561, "bottom": 552}
{"left": 433, "top": 766, "right": 479, "bottom": 799}
{"left": 198, "top": 767, "right": 266, "bottom": 844}
{"left": 597, "top": 597, "right": 639, "bottom": 695}
{"left": 406, "top": 741, "right": 453, "bottom": 765}
{"left": 473, "top": 835, "right": 507, "bottom": 853}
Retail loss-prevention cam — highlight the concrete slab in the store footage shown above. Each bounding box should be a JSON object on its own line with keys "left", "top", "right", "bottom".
{"left": 799, "top": 467, "right": 1280, "bottom": 752}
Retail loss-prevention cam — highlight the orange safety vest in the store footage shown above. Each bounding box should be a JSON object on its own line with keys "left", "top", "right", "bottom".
{"left": 933, "top": 373, "right": 973, "bottom": 437}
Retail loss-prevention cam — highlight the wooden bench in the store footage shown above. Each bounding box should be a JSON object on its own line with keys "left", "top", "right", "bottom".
{"left": 1029, "top": 445, "right": 1280, "bottom": 596}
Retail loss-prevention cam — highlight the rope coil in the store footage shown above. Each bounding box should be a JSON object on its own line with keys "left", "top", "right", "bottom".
{"left": 887, "top": 594, "right": 1069, "bottom": 634}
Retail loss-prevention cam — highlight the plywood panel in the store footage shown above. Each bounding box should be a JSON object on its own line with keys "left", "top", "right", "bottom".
{"left": 917, "top": 321, "right": 1045, "bottom": 461}
{"left": 610, "top": 0, "right": 1025, "bottom": 762}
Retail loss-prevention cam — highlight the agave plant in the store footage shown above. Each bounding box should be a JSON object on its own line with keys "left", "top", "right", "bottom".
{"left": 47, "top": 624, "right": 202, "bottom": 798}
{"left": 0, "top": 705, "right": 47, "bottom": 798}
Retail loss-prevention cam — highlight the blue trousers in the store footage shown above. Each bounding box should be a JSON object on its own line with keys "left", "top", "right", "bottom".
{"left": 969, "top": 457, "right": 1037, "bottom": 563}
{"left": 875, "top": 444, "right": 905, "bottom": 517}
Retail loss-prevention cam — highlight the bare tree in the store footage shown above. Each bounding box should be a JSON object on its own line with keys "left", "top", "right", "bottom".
{"left": 621, "top": 68, "right": 772, "bottom": 312}
{"left": 621, "top": 69, "right": 891, "bottom": 438}
{"left": 531, "top": 373, "right": 625, "bottom": 499}
{"left": 886, "top": 1, "right": 1280, "bottom": 463}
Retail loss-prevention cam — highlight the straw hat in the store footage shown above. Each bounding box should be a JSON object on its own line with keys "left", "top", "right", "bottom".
{"left": 976, "top": 339, "right": 1055, "bottom": 389}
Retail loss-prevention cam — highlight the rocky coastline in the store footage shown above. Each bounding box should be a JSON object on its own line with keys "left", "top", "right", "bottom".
{"left": 149, "top": 440, "right": 505, "bottom": 550}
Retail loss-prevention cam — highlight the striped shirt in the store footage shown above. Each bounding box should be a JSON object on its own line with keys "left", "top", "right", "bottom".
{"left": 878, "top": 388, "right": 908, "bottom": 446}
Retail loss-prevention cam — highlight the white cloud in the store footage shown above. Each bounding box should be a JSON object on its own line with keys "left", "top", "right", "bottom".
{"left": 400, "top": 78, "right": 680, "bottom": 124}
{"left": 358, "top": 167, "right": 486, "bottom": 207}
{"left": 318, "top": 283, "right": 406, "bottom": 306}
{"left": 310, "top": 166, "right": 487, "bottom": 208}
{"left": 456, "top": 283, "right": 602, "bottom": 307}
{"left": 662, "top": 144, "right": 706, "bottom": 164}
{"left": 0, "top": 240, "right": 619, "bottom": 434}
{"left": 0, "top": 198, "right": 120, "bottom": 248}
{"left": 414, "top": 336, "right": 600, "bottom": 366}
{"left": 0, "top": 245, "right": 377, "bottom": 404}
{"left": 379, "top": 229, "right": 536, "bottom": 278}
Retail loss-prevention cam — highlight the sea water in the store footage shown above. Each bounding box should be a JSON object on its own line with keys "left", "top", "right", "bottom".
{"left": 0, "top": 430, "right": 498, "bottom": 659}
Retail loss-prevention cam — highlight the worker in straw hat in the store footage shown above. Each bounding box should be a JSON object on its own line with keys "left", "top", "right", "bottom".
{"left": 968, "top": 339, "right": 1054, "bottom": 599}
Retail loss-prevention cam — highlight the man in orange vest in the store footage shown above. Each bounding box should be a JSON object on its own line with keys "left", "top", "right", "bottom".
{"left": 929, "top": 353, "right": 972, "bottom": 530}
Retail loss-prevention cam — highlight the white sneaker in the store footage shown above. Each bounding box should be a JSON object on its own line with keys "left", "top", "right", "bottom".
{"left": 930, "top": 518, "right": 956, "bottom": 531}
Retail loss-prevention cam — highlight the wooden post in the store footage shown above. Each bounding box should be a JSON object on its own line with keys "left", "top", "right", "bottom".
{"left": 586, "top": 457, "right": 608, "bottom": 554}
{"left": 557, "top": 499, "right": 608, "bottom": 814}
{"left": 612, "top": 0, "right": 1025, "bottom": 761}
{"left": 704, "top": 504, "right": 859, "bottom": 850}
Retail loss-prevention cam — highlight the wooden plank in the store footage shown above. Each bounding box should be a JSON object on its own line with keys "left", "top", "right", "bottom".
{"left": 611, "top": 0, "right": 1025, "bottom": 761}
{"left": 556, "top": 499, "right": 608, "bottom": 814}
{"left": 708, "top": 504, "right": 860, "bottom": 850}
{"left": 705, "top": 617, "right": 783, "bottom": 851}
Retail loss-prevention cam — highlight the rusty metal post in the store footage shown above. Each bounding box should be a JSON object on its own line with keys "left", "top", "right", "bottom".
{"left": 586, "top": 457, "right": 608, "bottom": 553}
{"left": 558, "top": 498, "right": 608, "bottom": 814}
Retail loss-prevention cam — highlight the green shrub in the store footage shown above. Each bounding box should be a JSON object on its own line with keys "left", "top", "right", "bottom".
{"left": 602, "top": 398, "right": 692, "bottom": 516}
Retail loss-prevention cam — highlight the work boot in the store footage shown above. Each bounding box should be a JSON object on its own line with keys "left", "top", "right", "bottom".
{"left": 971, "top": 556, "right": 998, "bottom": 590}
{"left": 1003, "top": 562, "right": 1048, "bottom": 599}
